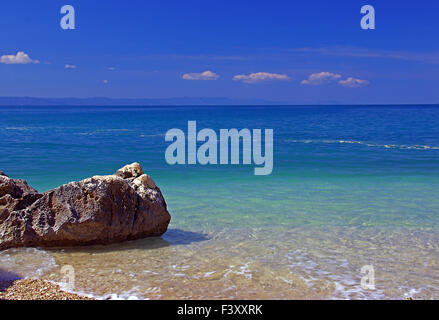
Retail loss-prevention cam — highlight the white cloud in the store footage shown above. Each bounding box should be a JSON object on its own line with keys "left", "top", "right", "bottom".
{"left": 233, "top": 72, "right": 290, "bottom": 83}
{"left": 103, "top": 80, "right": 109, "bottom": 84}
{"left": 301, "top": 72, "right": 341, "bottom": 85}
{"left": 65, "top": 64, "right": 77, "bottom": 69}
{"left": 182, "top": 70, "right": 219, "bottom": 80}
{"left": 339, "top": 77, "right": 370, "bottom": 88}
{"left": 0, "top": 51, "right": 39, "bottom": 64}
{"left": 301, "top": 72, "right": 370, "bottom": 88}
{"left": 108, "top": 66, "right": 115, "bottom": 71}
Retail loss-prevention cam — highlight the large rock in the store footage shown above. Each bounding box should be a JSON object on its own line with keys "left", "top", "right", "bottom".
{"left": 0, "top": 173, "right": 42, "bottom": 213}
{"left": 0, "top": 163, "right": 171, "bottom": 250}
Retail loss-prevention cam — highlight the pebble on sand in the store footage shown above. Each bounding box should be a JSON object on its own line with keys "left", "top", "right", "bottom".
{"left": 0, "top": 279, "right": 94, "bottom": 300}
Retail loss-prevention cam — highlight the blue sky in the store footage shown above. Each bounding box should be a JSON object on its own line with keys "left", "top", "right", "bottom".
{"left": 0, "top": 0, "right": 438, "bottom": 104}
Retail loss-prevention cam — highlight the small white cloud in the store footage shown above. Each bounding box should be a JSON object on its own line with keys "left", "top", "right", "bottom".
{"left": 233, "top": 72, "right": 290, "bottom": 83}
{"left": 64, "top": 64, "right": 77, "bottom": 69}
{"left": 0, "top": 51, "right": 39, "bottom": 64}
{"left": 108, "top": 66, "right": 116, "bottom": 71}
{"left": 301, "top": 72, "right": 341, "bottom": 85}
{"left": 182, "top": 70, "right": 220, "bottom": 80}
{"left": 339, "top": 77, "right": 370, "bottom": 88}
{"left": 103, "top": 80, "right": 109, "bottom": 84}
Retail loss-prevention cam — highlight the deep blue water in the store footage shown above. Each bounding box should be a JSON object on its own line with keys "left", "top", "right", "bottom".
{"left": 1, "top": 105, "right": 439, "bottom": 229}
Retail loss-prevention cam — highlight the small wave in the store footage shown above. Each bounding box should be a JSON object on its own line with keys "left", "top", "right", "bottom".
{"left": 140, "top": 133, "right": 166, "bottom": 138}
{"left": 5, "top": 127, "right": 32, "bottom": 131}
{"left": 285, "top": 139, "right": 439, "bottom": 150}
{"left": 284, "top": 250, "right": 387, "bottom": 299}
{"left": 77, "top": 129, "right": 134, "bottom": 136}
{"left": 0, "top": 248, "right": 58, "bottom": 280}
{"left": 50, "top": 279, "right": 142, "bottom": 300}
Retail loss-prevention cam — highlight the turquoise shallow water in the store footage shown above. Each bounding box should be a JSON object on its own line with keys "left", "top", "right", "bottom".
{"left": 1, "top": 105, "right": 439, "bottom": 299}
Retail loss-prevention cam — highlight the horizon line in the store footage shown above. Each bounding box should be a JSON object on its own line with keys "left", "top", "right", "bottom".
{"left": 0, "top": 96, "right": 438, "bottom": 107}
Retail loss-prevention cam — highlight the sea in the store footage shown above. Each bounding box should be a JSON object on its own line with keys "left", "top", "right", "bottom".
{"left": 1, "top": 105, "right": 439, "bottom": 299}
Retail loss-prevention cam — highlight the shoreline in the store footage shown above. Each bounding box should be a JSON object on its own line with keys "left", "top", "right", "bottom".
{"left": 0, "top": 279, "right": 94, "bottom": 300}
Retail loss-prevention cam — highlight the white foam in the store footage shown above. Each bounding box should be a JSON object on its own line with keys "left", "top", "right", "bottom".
{"left": 50, "top": 279, "right": 150, "bottom": 300}
{"left": 285, "top": 139, "right": 439, "bottom": 150}
{"left": 224, "top": 263, "right": 253, "bottom": 280}
{"left": 0, "top": 247, "right": 58, "bottom": 280}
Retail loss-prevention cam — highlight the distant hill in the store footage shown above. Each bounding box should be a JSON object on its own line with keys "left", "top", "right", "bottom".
{"left": 0, "top": 96, "right": 286, "bottom": 106}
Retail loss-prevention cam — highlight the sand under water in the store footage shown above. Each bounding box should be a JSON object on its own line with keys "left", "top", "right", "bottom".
{"left": 1, "top": 225, "right": 438, "bottom": 299}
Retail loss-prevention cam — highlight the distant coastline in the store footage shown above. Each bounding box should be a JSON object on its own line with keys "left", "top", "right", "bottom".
{"left": 0, "top": 96, "right": 437, "bottom": 107}
{"left": 0, "top": 96, "right": 285, "bottom": 106}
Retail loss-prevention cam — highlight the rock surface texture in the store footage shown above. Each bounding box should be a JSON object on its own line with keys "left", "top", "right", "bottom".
{"left": 0, "top": 163, "right": 171, "bottom": 250}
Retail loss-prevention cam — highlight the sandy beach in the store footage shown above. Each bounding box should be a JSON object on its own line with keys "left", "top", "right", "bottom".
{"left": 0, "top": 279, "right": 93, "bottom": 300}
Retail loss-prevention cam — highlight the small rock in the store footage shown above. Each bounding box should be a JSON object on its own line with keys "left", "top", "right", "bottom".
{"left": 115, "top": 162, "right": 144, "bottom": 179}
{"left": 134, "top": 174, "right": 156, "bottom": 189}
